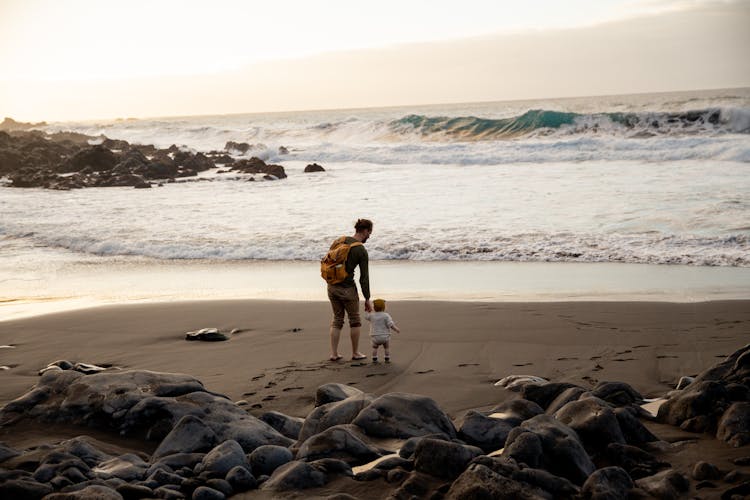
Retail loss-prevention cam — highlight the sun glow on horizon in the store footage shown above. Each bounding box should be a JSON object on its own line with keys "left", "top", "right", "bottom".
{"left": 1, "top": 0, "right": 748, "bottom": 121}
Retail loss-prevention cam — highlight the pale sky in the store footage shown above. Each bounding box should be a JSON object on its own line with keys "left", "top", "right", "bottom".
{"left": 1, "top": 0, "right": 748, "bottom": 121}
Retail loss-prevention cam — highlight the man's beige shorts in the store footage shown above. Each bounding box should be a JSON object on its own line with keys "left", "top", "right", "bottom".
{"left": 327, "top": 284, "right": 361, "bottom": 328}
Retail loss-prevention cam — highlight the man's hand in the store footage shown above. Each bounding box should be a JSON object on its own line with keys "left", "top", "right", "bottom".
{"left": 364, "top": 299, "right": 373, "bottom": 312}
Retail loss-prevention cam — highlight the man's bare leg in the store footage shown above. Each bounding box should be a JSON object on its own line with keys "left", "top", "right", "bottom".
{"left": 330, "top": 327, "right": 342, "bottom": 359}
{"left": 350, "top": 326, "right": 365, "bottom": 359}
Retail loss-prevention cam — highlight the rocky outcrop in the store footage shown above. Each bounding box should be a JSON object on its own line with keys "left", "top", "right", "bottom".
{"left": 0, "top": 370, "right": 292, "bottom": 451}
{"left": 304, "top": 163, "right": 325, "bottom": 172}
{"left": 1, "top": 132, "right": 216, "bottom": 189}
{"left": 228, "top": 157, "right": 286, "bottom": 179}
{"left": 658, "top": 344, "right": 750, "bottom": 439}
{"left": 352, "top": 392, "right": 456, "bottom": 439}
{"left": 2, "top": 344, "right": 749, "bottom": 499}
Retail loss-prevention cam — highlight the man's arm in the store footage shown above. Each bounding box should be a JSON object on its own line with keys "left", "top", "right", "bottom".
{"left": 358, "top": 248, "right": 372, "bottom": 311}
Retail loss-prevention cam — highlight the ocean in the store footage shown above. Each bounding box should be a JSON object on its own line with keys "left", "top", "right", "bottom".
{"left": 1, "top": 88, "right": 749, "bottom": 317}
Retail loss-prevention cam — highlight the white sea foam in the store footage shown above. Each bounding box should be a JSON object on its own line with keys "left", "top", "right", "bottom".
{"left": 4, "top": 89, "right": 749, "bottom": 269}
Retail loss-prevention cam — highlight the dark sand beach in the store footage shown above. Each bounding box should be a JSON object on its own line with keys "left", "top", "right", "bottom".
{"left": 1, "top": 299, "right": 749, "bottom": 498}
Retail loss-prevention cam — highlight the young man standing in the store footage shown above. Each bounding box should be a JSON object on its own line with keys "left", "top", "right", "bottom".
{"left": 328, "top": 218, "right": 373, "bottom": 361}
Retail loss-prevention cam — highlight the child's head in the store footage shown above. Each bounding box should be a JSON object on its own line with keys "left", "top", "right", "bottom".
{"left": 373, "top": 298, "right": 386, "bottom": 312}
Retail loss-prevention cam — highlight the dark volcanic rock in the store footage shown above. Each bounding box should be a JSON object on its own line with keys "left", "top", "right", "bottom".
{"left": 614, "top": 406, "right": 659, "bottom": 445}
{"left": 60, "top": 145, "right": 118, "bottom": 173}
{"left": 153, "top": 415, "right": 218, "bottom": 458}
{"left": 352, "top": 392, "right": 456, "bottom": 439}
{"left": 261, "top": 460, "right": 327, "bottom": 491}
{"left": 657, "top": 380, "right": 730, "bottom": 431}
{"left": 446, "top": 462, "right": 557, "bottom": 499}
{"left": 259, "top": 411, "right": 303, "bottom": 440}
{"left": 553, "top": 397, "right": 626, "bottom": 451}
{"left": 502, "top": 414, "right": 595, "bottom": 485}
{"left": 590, "top": 381, "right": 644, "bottom": 407}
{"left": 196, "top": 440, "right": 249, "bottom": 477}
{"left": 248, "top": 445, "right": 293, "bottom": 476}
{"left": 605, "top": 442, "right": 670, "bottom": 480}
{"left": 0, "top": 370, "right": 292, "bottom": 452}
{"left": 522, "top": 382, "right": 582, "bottom": 410}
{"left": 717, "top": 401, "right": 750, "bottom": 447}
{"left": 315, "top": 383, "right": 364, "bottom": 407}
{"left": 545, "top": 387, "right": 588, "bottom": 415}
{"left": 457, "top": 410, "right": 515, "bottom": 453}
{"left": 581, "top": 466, "right": 634, "bottom": 499}
{"left": 299, "top": 394, "right": 373, "bottom": 442}
{"left": 224, "top": 141, "right": 251, "bottom": 154}
{"left": 692, "top": 460, "right": 721, "bottom": 480}
{"left": 413, "top": 438, "right": 482, "bottom": 480}
{"left": 296, "top": 424, "right": 383, "bottom": 465}
{"left": 225, "top": 465, "right": 256, "bottom": 492}
{"left": 0, "top": 478, "right": 54, "bottom": 499}
{"left": 634, "top": 469, "right": 689, "bottom": 499}
{"left": 304, "top": 163, "right": 325, "bottom": 173}
{"left": 489, "top": 398, "right": 545, "bottom": 424}
{"left": 398, "top": 433, "right": 452, "bottom": 459}
{"left": 230, "top": 157, "right": 286, "bottom": 179}
{"left": 693, "top": 343, "right": 750, "bottom": 386}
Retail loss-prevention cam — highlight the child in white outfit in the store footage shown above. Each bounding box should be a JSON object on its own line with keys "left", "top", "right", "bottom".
{"left": 364, "top": 298, "right": 400, "bottom": 363}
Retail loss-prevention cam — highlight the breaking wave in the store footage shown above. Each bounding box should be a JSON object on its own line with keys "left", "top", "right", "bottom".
{"left": 389, "top": 107, "right": 750, "bottom": 141}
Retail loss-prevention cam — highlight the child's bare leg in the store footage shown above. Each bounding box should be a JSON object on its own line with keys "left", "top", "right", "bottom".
{"left": 384, "top": 341, "right": 390, "bottom": 362}
{"left": 372, "top": 344, "right": 379, "bottom": 362}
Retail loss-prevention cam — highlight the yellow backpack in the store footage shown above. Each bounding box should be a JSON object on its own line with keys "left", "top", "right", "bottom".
{"left": 321, "top": 236, "right": 363, "bottom": 285}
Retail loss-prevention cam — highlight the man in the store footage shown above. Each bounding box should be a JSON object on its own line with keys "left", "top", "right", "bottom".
{"left": 328, "top": 218, "right": 373, "bottom": 361}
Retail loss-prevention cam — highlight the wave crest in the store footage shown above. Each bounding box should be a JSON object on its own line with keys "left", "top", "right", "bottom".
{"left": 389, "top": 107, "right": 750, "bottom": 140}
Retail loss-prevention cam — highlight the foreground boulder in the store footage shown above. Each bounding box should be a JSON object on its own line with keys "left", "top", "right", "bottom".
{"left": 296, "top": 424, "right": 384, "bottom": 465}
{"left": 413, "top": 438, "right": 482, "bottom": 480}
{"left": 352, "top": 392, "right": 456, "bottom": 439}
{"left": 0, "top": 370, "right": 292, "bottom": 451}
{"left": 298, "top": 393, "right": 373, "bottom": 442}
{"left": 658, "top": 344, "right": 750, "bottom": 440}
{"left": 503, "top": 414, "right": 595, "bottom": 485}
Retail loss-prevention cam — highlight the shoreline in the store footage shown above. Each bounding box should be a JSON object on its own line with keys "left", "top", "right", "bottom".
{"left": 3, "top": 259, "right": 749, "bottom": 322}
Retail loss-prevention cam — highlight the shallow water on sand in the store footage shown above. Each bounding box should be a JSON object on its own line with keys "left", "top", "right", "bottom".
{"left": 2, "top": 259, "right": 749, "bottom": 321}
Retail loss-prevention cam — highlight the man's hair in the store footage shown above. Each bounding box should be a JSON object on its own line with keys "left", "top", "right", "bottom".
{"left": 354, "top": 218, "right": 373, "bottom": 232}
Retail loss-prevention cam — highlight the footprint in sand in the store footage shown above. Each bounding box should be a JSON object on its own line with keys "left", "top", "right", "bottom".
{"left": 264, "top": 381, "right": 277, "bottom": 389}
{"left": 590, "top": 356, "right": 602, "bottom": 360}
{"left": 251, "top": 403, "right": 263, "bottom": 409}
{"left": 556, "top": 357, "right": 578, "bottom": 361}
{"left": 613, "top": 358, "right": 636, "bottom": 362}
{"left": 656, "top": 355, "right": 678, "bottom": 359}
{"left": 282, "top": 386, "right": 304, "bottom": 392}
{"left": 351, "top": 362, "right": 368, "bottom": 367}
{"left": 262, "top": 395, "right": 276, "bottom": 401}
{"left": 513, "top": 362, "right": 532, "bottom": 367}
{"left": 242, "top": 391, "right": 256, "bottom": 397}
{"left": 251, "top": 374, "right": 265, "bottom": 381}
{"left": 366, "top": 373, "right": 388, "bottom": 378}
{"left": 458, "top": 363, "right": 480, "bottom": 367}
{"left": 593, "top": 364, "right": 604, "bottom": 371}
{"left": 415, "top": 369, "right": 435, "bottom": 374}
{"left": 615, "top": 350, "right": 632, "bottom": 355}
{"left": 631, "top": 345, "right": 650, "bottom": 349}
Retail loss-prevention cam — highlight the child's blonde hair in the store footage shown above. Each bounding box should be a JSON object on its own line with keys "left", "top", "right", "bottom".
{"left": 373, "top": 298, "right": 386, "bottom": 312}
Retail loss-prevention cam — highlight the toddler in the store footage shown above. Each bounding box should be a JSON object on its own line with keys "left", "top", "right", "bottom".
{"left": 364, "top": 298, "right": 400, "bottom": 363}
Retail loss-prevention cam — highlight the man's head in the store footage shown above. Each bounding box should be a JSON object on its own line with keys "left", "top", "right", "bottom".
{"left": 354, "top": 218, "right": 373, "bottom": 243}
